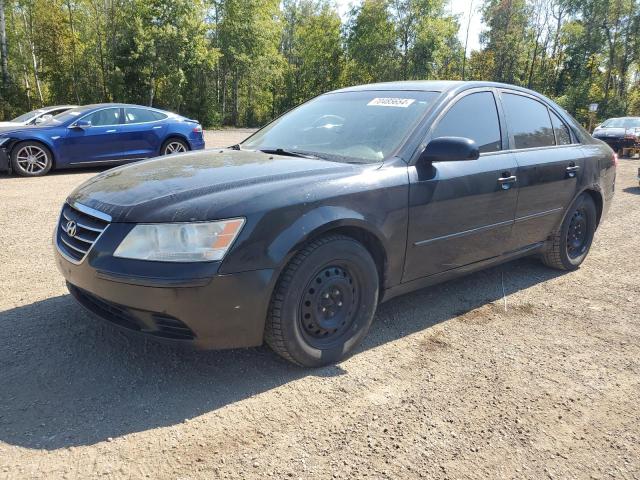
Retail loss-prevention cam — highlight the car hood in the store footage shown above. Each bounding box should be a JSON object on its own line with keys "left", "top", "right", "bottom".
{"left": 593, "top": 127, "right": 629, "bottom": 138}
{"left": 68, "top": 149, "right": 363, "bottom": 223}
{"left": 0, "top": 121, "right": 24, "bottom": 127}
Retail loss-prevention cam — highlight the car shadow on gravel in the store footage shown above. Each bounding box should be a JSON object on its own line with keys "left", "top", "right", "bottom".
{"left": 623, "top": 186, "right": 640, "bottom": 195}
{"left": 0, "top": 257, "right": 564, "bottom": 450}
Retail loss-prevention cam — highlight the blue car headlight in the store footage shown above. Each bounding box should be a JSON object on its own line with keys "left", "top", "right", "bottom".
{"left": 0, "top": 137, "right": 10, "bottom": 147}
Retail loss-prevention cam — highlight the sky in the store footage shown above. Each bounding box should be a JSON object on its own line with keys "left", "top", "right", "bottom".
{"left": 334, "top": 0, "right": 484, "bottom": 53}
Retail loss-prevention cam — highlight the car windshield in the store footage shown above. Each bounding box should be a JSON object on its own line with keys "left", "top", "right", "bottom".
{"left": 39, "top": 107, "right": 87, "bottom": 126}
{"left": 11, "top": 109, "right": 46, "bottom": 123}
{"left": 601, "top": 118, "right": 640, "bottom": 128}
{"left": 242, "top": 90, "right": 440, "bottom": 163}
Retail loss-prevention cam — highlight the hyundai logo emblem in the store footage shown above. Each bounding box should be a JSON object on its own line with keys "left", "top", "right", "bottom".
{"left": 65, "top": 220, "right": 77, "bottom": 238}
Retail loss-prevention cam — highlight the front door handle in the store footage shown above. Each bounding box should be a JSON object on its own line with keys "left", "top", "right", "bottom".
{"left": 497, "top": 175, "right": 517, "bottom": 190}
{"left": 566, "top": 165, "right": 580, "bottom": 178}
{"left": 106, "top": 129, "right": 117, "bottom": 133}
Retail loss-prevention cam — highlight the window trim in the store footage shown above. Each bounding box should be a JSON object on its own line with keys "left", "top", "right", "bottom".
{"left": 420, "top": 87, "right": 504, "bottom": 160}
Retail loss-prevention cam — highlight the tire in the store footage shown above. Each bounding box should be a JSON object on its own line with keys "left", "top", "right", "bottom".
{"left": 161, "top": 138, "right": 189, "bottom": 155}
{"left": 542, "top": 193, "right": 597, "bottom": 271}
{"left": 11, "top": 141, "right": 53, "bottom": 177}
{"left": 265, "top": 234, "right": 379, "bottom": 367}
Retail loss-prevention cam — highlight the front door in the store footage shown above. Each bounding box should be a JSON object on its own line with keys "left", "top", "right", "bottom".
{"left": 60, "top": 107, "right": 125, "bottom": 164}
{"left": 403, "top": 90, "right": 519, "bottom": 282}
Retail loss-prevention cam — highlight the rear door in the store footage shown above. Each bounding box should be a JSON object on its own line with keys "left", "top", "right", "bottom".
{"left": 60, "top": 107, "right": 125, "bottom": 164}
{"left": 119, "top": 107, "right": 168, "bottom": 159}
{"left": 402, "top": 89, "right": 519, "bottom": 282}
{"left": 499, "top": 91, "right": 583, "bottom": 249}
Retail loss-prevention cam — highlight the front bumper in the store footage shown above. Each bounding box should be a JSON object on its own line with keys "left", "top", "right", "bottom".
{"left": 0, "top": 148, "right": 9, "bottom": 172}
{"left": 55, "top": 242, "right": 276, "bottom": 349}
{"left": 594, "top": 135, "right": 637, "bottom": 151}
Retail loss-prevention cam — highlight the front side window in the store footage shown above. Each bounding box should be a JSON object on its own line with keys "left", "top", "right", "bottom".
{"left": 84, "top": 108, "right": 121, "bottom": 127}
{"left": 243, "top": 90, "right": 439, "bottom": 163}
{"left": 125, "top": 108, "right": 159, "bottom": 124}
{"left": 431, "top": 91, "right": 502, "bottom": 153}
{"left": 550, "top": 110, "right": 572, "bottom": 145}
{"left": 502, "top": 93, "right": 555, "bottom": 149}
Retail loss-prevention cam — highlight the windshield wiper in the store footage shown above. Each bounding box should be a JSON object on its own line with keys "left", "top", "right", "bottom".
{"left": 257, "top": 148, "right": 320, "bottom": 159}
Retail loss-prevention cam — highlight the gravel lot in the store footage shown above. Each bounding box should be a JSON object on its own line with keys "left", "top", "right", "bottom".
{"left": 0, "top": 134, "right": 639, "bottom": 479}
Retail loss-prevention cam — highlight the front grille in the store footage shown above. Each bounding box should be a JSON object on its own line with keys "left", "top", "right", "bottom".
{"left": 56, "top": 203, "right": 109, "bottom": 263}
{"left": 69, "top": 284, "right": 196, "bottom": 340}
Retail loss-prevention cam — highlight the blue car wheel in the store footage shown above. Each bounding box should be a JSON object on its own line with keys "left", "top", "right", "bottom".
{"left": 161, "top": 138, "right": 189, "bottom": 155}
{"left": 11, "top": 141, "right": 53, "bottom": 177}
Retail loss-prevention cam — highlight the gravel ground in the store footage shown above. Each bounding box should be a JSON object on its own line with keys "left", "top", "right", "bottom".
{"left": 0, "top": 140, "right": 639, "bottom": 479}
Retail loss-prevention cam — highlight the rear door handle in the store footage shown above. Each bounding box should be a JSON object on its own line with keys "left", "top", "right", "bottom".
{"left": 566, "top": 165, "right": 580, "bottom": 178}
{"left": 497, "top": 175, "right": 517, "bottom": 190}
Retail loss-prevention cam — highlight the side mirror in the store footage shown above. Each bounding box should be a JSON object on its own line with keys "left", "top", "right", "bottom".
{"left": 418, "top": 137, "right": 480, "bottom": 164}
{"left": 72, "top": 119, "right": 92, "bottom": 129}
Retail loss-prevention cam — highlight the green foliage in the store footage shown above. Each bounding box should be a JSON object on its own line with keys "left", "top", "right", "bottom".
{"left": 0, "top": 0, "right": 637, "bottom": 127}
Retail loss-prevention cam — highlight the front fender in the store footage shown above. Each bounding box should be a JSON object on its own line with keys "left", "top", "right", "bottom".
{"left": 220, "top": 205, "right": 394, "bottom": 280}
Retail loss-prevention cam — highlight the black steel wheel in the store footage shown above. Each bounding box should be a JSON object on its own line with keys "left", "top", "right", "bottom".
{"left": 542, "top": 193, "right": 597, "bottom": 271}
{"left": 265, "top": 234, "right": 379, "bottom": 367}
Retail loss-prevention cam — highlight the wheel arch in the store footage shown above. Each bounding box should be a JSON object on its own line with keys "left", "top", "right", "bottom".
{"left": 160, "top": 134, "right": 191, "bottom": 154}
{"left": 9, "top": 138, "right": 57, "bottom": 170}
{"left": 583, "top": 188, "right": 603, "bottom": 227}
{"left": 266, "top": 209, "right": 390, "bottom": 293}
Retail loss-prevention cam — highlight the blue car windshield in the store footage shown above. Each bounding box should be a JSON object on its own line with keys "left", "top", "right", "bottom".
{"left": 242, "top": 90, "right": 439, "bottom": 163}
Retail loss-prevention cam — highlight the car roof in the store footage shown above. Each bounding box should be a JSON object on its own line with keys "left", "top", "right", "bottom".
{"left": 330, "top": 80, "right": 552, "bottom": 98}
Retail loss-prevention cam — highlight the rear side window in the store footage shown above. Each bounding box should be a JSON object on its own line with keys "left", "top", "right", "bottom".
{"left": 84, "top": 108, "right": 121, "bottom": 127}
{"left": 432, "top": 91, "right": 501, "bottom": 153}
{"left": 550, "top": 110, "right": 572, "bottom": 145}
{"left": 502, "top": 93, "right": 555, "bottom": 149}
{"left": 151, "top": 111, "right": 168, "bottom": 121}
{"left": 125, "top": 107, "right": 160, "bottom": 123}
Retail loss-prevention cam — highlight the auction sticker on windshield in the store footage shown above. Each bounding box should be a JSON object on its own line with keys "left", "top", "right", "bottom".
{"left": 367, "top": 98, "right": 416, "bottom": 108}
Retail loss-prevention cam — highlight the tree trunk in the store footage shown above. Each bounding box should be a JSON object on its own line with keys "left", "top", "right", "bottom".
{"left": 66, "top": 0, "right": 80, "bottom": 104}
{"left": 0, "top": 0, "right": 9, "bottom": 90}
{"left": 21, "top": 9, "right": 43, "bottom": 106}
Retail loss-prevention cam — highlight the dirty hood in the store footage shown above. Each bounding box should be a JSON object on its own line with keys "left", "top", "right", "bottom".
{"left": 68, "top": 149, "right": 358, "bottom": 223}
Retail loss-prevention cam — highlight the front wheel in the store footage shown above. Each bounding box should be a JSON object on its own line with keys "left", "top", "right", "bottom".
{"left": 11, "top": 141, "right": 53, "bottom": 176}
{"left": 161, "top": 138, "right": 189, "bottom": 155}
{"left": 542, "top": 193, "right": 597, "bottom": 271}
{"left": 265, "top": 235, "right": 379, "bottom": 367}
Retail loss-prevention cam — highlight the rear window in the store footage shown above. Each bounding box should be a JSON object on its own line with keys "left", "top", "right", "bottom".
{"left": 125, "top": 107, "right": 160, "bottom": 123}
{"left": 550, "top": 110, "right": 572, "bottom": 145}
{"left": 502, "top": 93, "right": 555, "bottom": 149}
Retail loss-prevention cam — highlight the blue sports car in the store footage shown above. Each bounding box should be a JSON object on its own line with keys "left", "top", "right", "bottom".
{"left": 0, "top": 103, "right": 205, "bottom": 176}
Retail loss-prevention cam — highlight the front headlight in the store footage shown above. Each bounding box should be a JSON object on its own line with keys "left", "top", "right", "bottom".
{"left": 0, "top": 137, "right": 10, "bottom": 147}
{"left": 113, "top": 218, "right": 245, "bottom": 262}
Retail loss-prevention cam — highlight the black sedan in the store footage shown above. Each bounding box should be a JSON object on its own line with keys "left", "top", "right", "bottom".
{"left": 592, "top": 117, "right": 640, "bottom": 155}
{"left": 54, "top": 81, "right": 616, "bottom": 367}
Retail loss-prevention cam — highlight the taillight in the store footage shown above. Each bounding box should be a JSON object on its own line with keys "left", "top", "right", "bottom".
{"left": 192, "top": 125, "right": 202, "bottom": 133}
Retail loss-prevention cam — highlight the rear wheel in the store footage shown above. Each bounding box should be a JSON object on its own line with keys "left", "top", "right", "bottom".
{"left": 161, "top": 138, "right": 189, "bottom": 155}
{"left": 542, "top": 193, "right": 597, "bottom": 271}
{"left": 11, "top": 141, "right": 53, "bottom": 176}
{"left": 265, "top": 235, "right": 379, "bottom": 367}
